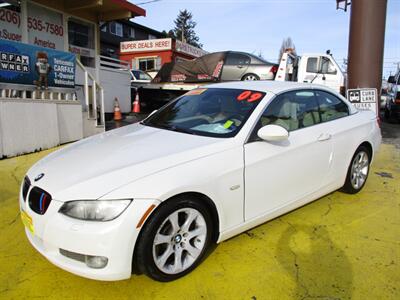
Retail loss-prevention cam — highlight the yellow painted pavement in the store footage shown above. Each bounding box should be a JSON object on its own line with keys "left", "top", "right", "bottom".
{"left": 0, "top": 144, "right": 399, "bottom": 299}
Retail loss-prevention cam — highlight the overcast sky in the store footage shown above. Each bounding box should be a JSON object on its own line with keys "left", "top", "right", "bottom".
{"left": 132, "top": 0, "right": 400, "bottom": 78}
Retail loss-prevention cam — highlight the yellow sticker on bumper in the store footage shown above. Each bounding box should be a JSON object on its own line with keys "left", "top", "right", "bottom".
{"left": 21, "top": 210, "right": 34, "bottom": 234}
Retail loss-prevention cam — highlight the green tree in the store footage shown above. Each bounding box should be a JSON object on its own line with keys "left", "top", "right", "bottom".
{"left": 172, "top": 9, "right": 202, "bottom": 48}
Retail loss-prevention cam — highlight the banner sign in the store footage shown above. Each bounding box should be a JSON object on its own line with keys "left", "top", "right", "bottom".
{"left": 347, "top": 88, "right": 378, "bottom": 114}
{"left": 175, "top": 40, "right": 208, "bottom": 58}
{"left": 0, "top": 39, "right": 75, "bottom": 88}
{"left": 121, "top": 38, "right": 172, "bottom": 53}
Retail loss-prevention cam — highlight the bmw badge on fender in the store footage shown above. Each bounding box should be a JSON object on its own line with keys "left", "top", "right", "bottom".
{"left": 20, "top": 81, "right": 381, "bottom": 281}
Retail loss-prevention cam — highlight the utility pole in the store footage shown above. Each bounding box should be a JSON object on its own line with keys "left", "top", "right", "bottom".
{"left": 346, "top": 0, "right": 388, "bottom": 95}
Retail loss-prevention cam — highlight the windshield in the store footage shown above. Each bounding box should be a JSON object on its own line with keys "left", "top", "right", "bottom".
{"left": 142, "top": 88, "right": 266, "bottom": 138}
{"left": 132, "top": 70, "right": 152, "bottom": 80}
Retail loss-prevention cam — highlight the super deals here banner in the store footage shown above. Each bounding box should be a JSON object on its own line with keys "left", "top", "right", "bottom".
{"left": 0, "top": 39, "right": 75, "bottom": 88}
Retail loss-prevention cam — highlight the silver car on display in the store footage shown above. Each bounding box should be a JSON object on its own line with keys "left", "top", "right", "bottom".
{"left": 220, "top": 51, "right": 278, "bottom": 81}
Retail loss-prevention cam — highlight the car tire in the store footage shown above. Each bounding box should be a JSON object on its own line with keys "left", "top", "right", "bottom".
{"left": 242, "top": 73, "right": 260, "bottom": 81}
{"left": 134, "top": 195, "right": 213, "bottom": 282}
{"left": 341, "top": 145, "right": 371, "bottom": 194}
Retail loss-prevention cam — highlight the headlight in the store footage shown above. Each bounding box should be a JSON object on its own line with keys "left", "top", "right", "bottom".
{"left": 59, "top": 200, "right": 132, "bottom": 221}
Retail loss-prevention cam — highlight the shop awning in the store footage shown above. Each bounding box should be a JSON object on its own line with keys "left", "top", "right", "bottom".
{"left": 63, "top": 0, "right": 146, "bottom": 21}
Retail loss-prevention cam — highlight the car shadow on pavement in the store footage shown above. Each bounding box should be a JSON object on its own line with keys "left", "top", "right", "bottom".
{"left": 276, "top": 223, "right": 353, "bottom": 300}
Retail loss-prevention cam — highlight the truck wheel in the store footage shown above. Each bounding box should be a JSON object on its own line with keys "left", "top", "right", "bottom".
{"left": 242, "top": 74, "right": 260, "bottom": 81}
{"left": 134, "top": 196, "right": 213, "bottom": 282}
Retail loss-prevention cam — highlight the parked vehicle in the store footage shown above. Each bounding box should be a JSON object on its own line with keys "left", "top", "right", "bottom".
{"left": 20, "top": 82, "right": 381, "bottom": 281}
{"left": 220, "top": 51, "right": 278, "bottom": 81}
{"left": 385, "top": 73, "right": 400, "bottom": 121}
{"left": 130, "top": 69, "right": 152, "bottom": 83}
{"left": 380, "top": 88, "right": 390, "bottom": 110}
{"left": 275, "top": 50, "right": 346, "bottom": 94}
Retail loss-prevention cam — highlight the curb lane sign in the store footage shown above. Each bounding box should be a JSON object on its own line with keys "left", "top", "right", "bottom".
{"left": 347, "top": 88, "right": 378, "bottom": 115}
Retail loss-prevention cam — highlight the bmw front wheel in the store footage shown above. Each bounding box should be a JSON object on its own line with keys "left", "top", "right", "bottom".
{"left": 134, "top": 196, "right": 213, "bottom": 281}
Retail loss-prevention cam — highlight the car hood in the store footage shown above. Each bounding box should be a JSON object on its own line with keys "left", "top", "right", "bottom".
{"left": 27, "top": 123, "right": 230, "bottom": 201}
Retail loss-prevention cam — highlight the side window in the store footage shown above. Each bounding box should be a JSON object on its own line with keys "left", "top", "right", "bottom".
{"left": 320, "top": 57, "right": 337, "bottom": 75}
{"left": 315, "top": 90, "right": 349, "bottom": 122}
{"left": 259, "top": 90, "right": 320, "bottom": 132}
{"left": 306, "top": 57, "right": 318, "bottom": 73}
{"left": 226, "top": 53, "right": 250, "bottom": 66}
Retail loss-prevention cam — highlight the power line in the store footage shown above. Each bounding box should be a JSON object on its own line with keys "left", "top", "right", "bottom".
{"left": 134, "top": 0, "right": 162, "bottom": 5}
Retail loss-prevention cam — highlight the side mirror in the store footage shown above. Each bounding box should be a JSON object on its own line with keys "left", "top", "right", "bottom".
{"left": 388, "top": 76, "right": 395, "bottom": 84}
{"left": 257, "top": 124, "right": 289, "bottom": 142}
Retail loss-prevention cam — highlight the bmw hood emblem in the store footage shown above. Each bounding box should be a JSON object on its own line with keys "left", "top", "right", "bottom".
{"left": 34, "top": 173, "right": 45, "bottom": 182}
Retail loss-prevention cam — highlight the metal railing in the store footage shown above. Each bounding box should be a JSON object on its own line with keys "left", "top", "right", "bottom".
{"left": 76, "top": 59, "right": 105, "bottom": 126}
{"left": 99, "top": 55, "right": 130, "bottom": 70}
{"left": 0, "top": 83, "right": 77, "bottom": 101}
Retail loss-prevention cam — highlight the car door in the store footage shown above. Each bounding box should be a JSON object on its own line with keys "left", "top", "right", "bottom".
{"left": 313, "top": 89, "right": 352, "bottom": 184}
{"left": 221, "top": 52, "right": 250, "bottom": 81}
{"left": 244, "top": 89, "right": 334, "bottom": 220}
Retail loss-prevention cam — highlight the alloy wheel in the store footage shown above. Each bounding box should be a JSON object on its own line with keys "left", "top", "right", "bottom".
{"left": 350, "top": 151, "right": 369, "bottom": 189}
{"left": 152, "top": 208, "right": 207, "bottom": 274}
{"left": 243, "top": 74, "right": 258, "bottom": 81}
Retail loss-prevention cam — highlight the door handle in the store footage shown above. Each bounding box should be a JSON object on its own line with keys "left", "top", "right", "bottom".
{"left": 317, "top": 133, "right": 331, "bottom": 141}
{"left": 237, "top": 65, "right": 244, "bottom": 69}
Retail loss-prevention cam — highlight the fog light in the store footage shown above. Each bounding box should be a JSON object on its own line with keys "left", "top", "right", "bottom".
{"left": 85, "top": 255, "right": 108, "bottom": 269}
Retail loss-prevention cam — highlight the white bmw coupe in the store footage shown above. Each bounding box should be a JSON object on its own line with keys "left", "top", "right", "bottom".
{"left": 20, "top": 81, "right": 381, "bottom": 281}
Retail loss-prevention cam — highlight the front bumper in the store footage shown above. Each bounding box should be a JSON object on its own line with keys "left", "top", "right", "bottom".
{"left": 20, "top": 187, "right": 159, "bottom": 281}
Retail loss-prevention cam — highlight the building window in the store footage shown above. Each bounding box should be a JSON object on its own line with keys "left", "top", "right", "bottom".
{"left": 138, "top": 57, "right": 157, "bottom": 71}
{"left": 68, "top": 18, "right": 95, "bottom": 67}
{"left": 110, "top": 22, "right": 123, "bottom": 37}
{"left": 129, "top": 28, "right": 135, "bottom": 38}
{"left": 148, "top": 34, "right": 157, "bottom": 40}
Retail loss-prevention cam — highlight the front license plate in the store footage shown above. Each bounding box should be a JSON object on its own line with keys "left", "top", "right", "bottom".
{"left": 21, "top": 210, "right": 34, "bottom": 234}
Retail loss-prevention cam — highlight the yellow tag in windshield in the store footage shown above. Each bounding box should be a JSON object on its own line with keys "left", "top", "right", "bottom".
{"left": 185, "top": 88, "right": 207, "bottom": 96}
{"left": 223, "top": 120, "right": 234, "bottom": 129}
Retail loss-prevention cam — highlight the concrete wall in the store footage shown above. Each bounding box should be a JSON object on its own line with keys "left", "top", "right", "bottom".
{"left": 0, "top": 99, "right": 83, "bottom": 158}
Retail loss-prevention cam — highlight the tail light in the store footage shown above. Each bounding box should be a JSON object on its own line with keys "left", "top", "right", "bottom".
{"left": 270, "top": 65, "right": 278, "bottom": 74}
{"left": 377, "top": 117, "right": 381, "bottom": 128}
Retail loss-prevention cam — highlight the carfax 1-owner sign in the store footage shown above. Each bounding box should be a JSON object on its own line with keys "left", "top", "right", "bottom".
{"left": 0, "top": 39, "right": 75, "bottom": 88}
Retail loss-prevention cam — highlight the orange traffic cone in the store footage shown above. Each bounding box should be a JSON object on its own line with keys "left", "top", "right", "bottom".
{"left": 114, "top": 97, "right": 122, "bottom": 121}
{"left": 132, "top": 89, "right": 141, "bottom": 113}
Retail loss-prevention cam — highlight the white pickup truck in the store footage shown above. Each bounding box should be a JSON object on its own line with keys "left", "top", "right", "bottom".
{"left": 275, "top": 50, "right": 346, "bottom": 94}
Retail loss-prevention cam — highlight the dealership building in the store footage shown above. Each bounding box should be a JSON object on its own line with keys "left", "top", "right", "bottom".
{"left": 0, "top": 0, "right": 145, "bottom": 158}
{"left": 119, "top": 37, "right": 208, "bottom": 74}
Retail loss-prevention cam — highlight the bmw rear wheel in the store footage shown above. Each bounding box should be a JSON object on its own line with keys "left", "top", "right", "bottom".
{"left": 135, "top": 196, "right": 213, "bottom": 281}
{"left": 342, "top": 145, "right": 371, "bottom": 194}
